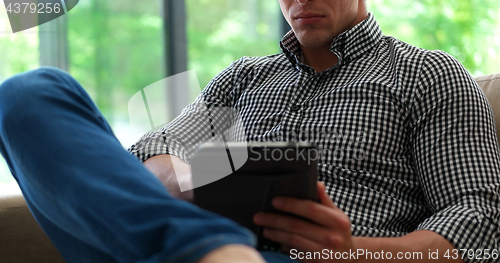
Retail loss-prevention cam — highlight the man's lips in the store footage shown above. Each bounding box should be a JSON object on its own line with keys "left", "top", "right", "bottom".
{"left": 294, "top": 13, "right": 325, "bottom": 24}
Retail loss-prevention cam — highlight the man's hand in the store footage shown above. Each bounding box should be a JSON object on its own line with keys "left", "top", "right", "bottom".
{"left": 253, "top": 182, "right": 357, "bottom": 263}
{"left": 253, "top": 182, "right": 464, "bottom": 263}
{"left": 143, "top": 154, "right": 194, "bottom": 201}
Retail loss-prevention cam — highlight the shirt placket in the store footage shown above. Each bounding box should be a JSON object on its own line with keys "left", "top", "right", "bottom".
{"left": 281, "top": 67, "right": 320, "bottom": 142}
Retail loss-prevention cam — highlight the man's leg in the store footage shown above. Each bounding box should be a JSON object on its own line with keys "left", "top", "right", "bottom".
{"left": 0, "top": 67, "right": 264, "bottom": 263}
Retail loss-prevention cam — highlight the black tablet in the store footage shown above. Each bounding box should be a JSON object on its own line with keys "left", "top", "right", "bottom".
{"left": 191, "top": 142, "right": 318, "bottom": 251}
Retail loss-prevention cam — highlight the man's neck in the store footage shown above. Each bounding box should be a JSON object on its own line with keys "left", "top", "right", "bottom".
{"left": 300, "top": 44, "right": 339, "bottom": 73}
{"left": 298, "top": 10, "right": 370, "bottom": 73}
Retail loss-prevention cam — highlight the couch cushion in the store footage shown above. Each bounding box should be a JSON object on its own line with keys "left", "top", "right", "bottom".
{"left": 0, "top": 195, "right": 65, "bottom": 263}
{"left": 475, "top": 73, "right": 500, "bottom": 145}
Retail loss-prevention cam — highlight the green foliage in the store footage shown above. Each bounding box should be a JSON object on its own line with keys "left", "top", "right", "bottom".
{"left": 1, "top": 0, "right": 500, "bottom": 185}
{"left": 186, "top": 0, "right": 282, "bottom": 94}
{"left": 0, "top": 10, "right": 38, "bottom": 82}
{"left": 0, "top": 12, "right": 39, "bottom": 185}
{"left": 66, "top": 0, "right": 500, "bottom": 113}
{"left": 369, "top": 0, "right": 500, "bottom": 75}
{"left": 67, "top": 0, "right": 164, "bottom": 119}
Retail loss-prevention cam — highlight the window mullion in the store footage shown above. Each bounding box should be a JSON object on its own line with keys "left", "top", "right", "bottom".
{"left": 38, "top": 14, "right": 69, "bottom": 71}
{"left": 163, "top": 0, "right": 190, "bottom": 119}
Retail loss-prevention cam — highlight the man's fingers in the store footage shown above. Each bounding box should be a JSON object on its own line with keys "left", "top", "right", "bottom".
{"left": 254, "top": 212, "right": 345, "bottom": 247}
{"left": 269, "top": 197, "right": 349, "bottom": 229}
{"left": 317, "top": 182, "right": 337, "bottom": 208}
{"left": 281, "top": 244, "right": 293, "bottom": 255}
{"left": 262, "top": 227, "right": 322, "bottom": 254}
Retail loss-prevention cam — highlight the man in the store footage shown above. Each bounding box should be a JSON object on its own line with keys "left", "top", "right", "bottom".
{"left": 131, "top": 0, "right": 500, "bottom": 262}
{"left": 0, "top": 1, "right": 498, "bottom": 263}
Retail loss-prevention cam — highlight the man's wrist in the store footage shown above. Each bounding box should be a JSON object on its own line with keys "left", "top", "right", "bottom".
{"left": 143, "top": 154, "right": 193, "bottom": 201}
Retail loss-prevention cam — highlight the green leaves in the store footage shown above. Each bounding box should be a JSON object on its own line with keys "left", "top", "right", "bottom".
{"left": 369, "top": 0, "right": 500, "bottom": 75}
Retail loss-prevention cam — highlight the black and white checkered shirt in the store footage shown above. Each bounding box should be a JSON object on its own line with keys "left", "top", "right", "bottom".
{"left": 129, "top": 13, "right": 500, "bottom": 261}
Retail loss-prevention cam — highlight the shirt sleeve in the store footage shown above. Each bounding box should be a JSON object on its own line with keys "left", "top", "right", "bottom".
{"left": 127, "top": 59, "right": 245, "bottom": 163}
{"left": 411, "top": 50, "right": 500, "bottom": 262}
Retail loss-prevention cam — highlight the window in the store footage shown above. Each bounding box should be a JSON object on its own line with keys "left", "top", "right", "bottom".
{"left": 0, "top": 7, "right": 39, "bottom": 80}
{"left": 1, "top": 0, "right": 500, "bottom": 196}
{"left": 186, "top": 0, "right": 282, "bottom": 95}
{"left": 369, "top": 0, "right": 500, "bottom": 75}
{"left": 0, "top": 3, "right": 39, "bottom": 196}
{"left": 66, "top": 0, "right": 165, "bottom": 147}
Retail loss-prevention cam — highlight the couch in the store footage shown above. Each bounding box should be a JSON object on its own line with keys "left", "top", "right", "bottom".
{"left": 0, "top": 195, "right": 65, "bottom": 262}
{"left": 1, "top": 73, "right": 499, "bottom": 263}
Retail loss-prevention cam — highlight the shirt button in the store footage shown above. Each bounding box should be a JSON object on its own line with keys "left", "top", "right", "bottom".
{"left": 290, "top": 104, "right": 301, "bottom": 111}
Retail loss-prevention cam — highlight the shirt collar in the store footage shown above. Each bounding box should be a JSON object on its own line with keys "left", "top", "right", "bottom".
{"left": 280, "top": 13, "right": 383, "bottom": 68}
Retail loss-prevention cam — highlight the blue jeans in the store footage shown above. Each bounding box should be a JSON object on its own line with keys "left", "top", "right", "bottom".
{"left": 0, "top": 67, "right": 296, "bottom": 263}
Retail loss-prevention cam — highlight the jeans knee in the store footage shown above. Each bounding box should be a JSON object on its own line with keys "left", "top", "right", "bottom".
{"left": 0, "top": 67, "right": 73, "bottom": 116}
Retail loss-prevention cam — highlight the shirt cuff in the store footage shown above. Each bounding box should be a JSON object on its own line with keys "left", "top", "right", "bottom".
{"left": 128, "top": 130, "right": 188, "bottom": 163}
{"left": 416, "top": 205, "right": 499, "bottom": 263}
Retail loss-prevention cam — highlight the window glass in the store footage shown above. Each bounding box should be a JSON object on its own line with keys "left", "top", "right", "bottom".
{"left": 369, "top": 0, "right": 500, "bottom": 75}
{"left": 1, "top": 0, "right": 500, "bottom": 195}
{"left": 0, "top": 4, "right": 39, "bottom": 195}
{"left": 67, "top": 0, "right": 165, "bottom": 147}
{"left": 0, "top": 9, "right": 39, "bottom": 81}
{"left": 186, "top": 0, "right": 282, "bottom": 97}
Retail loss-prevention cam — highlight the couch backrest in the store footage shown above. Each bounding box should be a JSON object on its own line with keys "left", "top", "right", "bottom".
{"left": 475, "top": 73, "right": 500, "bottom": 145}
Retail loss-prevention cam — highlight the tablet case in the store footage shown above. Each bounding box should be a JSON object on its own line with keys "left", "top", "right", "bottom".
{"left": 192, "top": 142, "right": 318, "bottom": 251}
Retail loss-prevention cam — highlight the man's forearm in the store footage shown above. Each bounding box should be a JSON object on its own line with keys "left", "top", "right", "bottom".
{"left": 143, "top": 155, "right": 266, "bottom": 263}
{"left": 352, "top": 230, "right": 464, "bottom": 263}
{"left": 143, "top": 154, "right": 193, "bottom": 201}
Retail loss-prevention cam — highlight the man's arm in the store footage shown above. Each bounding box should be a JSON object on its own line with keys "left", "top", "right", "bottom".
{"left": 143, "top": 155, "right": 269, "bottom": 263}
{"left": 254, "top": 52, "right": 500, "bottom": 263}
{"left": 143, "top": 154, "right": 193, "bottom": 201}
{"left": 128, "top": 59, "right": 245, "bottom": 167}
{"left": 254, "top": 183, "right": 464, "bottom": 263}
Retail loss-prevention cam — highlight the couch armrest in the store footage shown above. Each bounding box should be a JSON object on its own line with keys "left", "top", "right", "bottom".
{"left": 0, "top": 194, "right": 65, "bottom": 263}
